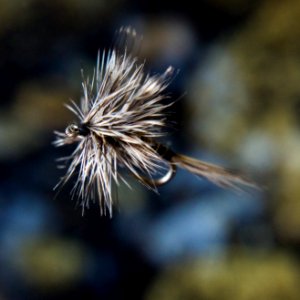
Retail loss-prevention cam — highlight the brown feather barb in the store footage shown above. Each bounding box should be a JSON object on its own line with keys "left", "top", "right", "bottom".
{"left": 54, "top": 26, "right": 257, "bottom": 216}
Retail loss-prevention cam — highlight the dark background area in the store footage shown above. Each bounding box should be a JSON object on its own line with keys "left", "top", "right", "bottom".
{"left": 1, "top": 0, "right": 300, "bottom": 299}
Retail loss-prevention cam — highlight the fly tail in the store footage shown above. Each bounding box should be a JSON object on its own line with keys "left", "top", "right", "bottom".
{"left": 170, "top": 153, "right": 259, "bottom": 192}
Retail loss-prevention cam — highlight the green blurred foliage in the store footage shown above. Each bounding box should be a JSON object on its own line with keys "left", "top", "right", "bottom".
{"left": 0, "top": 80, "right": 74, "bottom": 158}
{"left": 146, "top": 251, "right": 300, "bottom": 300}
{"left": 18, "top": 237, "right": 87, "bottom": 291}
{"left": 187, "top": 0, "right": 300, "bottom": 242}
{"left": 0, "top": 0, "right": 122, "bottom": 36}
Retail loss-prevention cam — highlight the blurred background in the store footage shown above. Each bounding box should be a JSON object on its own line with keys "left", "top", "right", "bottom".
{"left": 1, "top": 0, "right": 300, "bottom": 299}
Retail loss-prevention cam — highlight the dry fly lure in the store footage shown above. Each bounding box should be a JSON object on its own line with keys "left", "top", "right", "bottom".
{"left": 54, "top": 27, "right": 257, "bottom": 216}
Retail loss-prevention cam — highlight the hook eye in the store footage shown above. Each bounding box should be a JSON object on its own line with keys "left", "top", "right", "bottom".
{"left": 65, "top": 123, "right": 79, "bottom": 137}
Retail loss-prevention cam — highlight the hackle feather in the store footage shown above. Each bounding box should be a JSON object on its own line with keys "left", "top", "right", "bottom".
{"left": 54, "top": 27, "right": 258, "bottom": 216}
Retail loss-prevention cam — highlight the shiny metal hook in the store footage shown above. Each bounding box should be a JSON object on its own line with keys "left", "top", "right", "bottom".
{"left": 138, "top": 161, "right": 177, "bottom": 188}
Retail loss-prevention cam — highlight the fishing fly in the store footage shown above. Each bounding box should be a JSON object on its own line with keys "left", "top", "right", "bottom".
{"left": 54, "top": 27, "right": 256, "bottom": 216}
